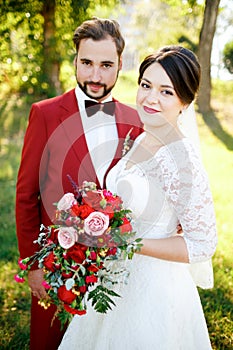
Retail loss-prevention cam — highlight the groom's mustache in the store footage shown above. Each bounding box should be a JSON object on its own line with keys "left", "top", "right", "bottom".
{"left": 85, "top": 82, "right": 106, "bottom": 88}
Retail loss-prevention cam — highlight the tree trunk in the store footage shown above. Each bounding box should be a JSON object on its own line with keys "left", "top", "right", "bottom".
{"left": 197, "top": 0, "right": 220, "bottom": 113}
{"left": 42, "top": 0, "right": 62, "bottom": 97}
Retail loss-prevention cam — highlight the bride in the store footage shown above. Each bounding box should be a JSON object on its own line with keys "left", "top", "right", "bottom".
{"left": 58, "top": 45, "right": 217, "bottom": 350}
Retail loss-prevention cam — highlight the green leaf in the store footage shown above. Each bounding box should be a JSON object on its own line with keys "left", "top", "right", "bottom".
{"left": 57, "top": 308, "right": 73, "bottom": 329}
{"left": 87, "top": 285, "right": 120, "bottom": 313}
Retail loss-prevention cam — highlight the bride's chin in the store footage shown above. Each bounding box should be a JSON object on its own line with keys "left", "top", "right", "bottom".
{"left": 140, "top": 117, "right": 165, "bottom": 128}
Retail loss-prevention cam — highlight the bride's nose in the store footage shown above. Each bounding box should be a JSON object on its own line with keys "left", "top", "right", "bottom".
{"left": 146, "top": 89, "right": 159, "bottom": 104}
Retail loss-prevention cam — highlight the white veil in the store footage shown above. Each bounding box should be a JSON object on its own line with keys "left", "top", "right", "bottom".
{"left": 178, "top": 103, "right": 214, "bottom": 289}
{"left": 178, "top": 102, "right": 201, "bottom": 157}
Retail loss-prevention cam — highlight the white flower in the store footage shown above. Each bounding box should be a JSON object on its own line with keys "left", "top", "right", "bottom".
{"left": 57, "top": 193, "right": 77, "bottom": 211}
{"left": 57, "top": 227, "right": 78, "bottom": 249}
{"left": 84, "top": 212, "right": 109, "bottom": 237}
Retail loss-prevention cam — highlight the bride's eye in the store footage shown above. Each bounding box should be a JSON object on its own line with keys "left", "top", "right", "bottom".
{"left": 161, "top": 89, "right": 173, "bottom": 96}
{"left": 140, "top": 81, "right": 150, "bottom": 89}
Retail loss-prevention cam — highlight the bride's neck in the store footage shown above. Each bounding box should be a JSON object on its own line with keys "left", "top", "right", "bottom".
{"left": 143, "top": 124, "right": 184, "bottom": 147}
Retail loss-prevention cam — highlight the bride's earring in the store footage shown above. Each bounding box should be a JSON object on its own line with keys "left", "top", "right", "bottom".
{"left": 177, "top": 110, "right": 184, "bottom": 131}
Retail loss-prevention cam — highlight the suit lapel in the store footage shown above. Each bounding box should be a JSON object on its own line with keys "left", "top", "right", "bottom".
{"left": 58, "top": 90, "right": 99, "bottom": 186}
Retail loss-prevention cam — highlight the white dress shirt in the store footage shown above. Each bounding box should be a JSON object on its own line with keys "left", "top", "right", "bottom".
{"left": 75, "top": 86, "right": 118, "bottom": 187}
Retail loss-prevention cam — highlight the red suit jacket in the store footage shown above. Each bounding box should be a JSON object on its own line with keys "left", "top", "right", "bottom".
{"left": 15, "top": 88, "right": 143, "bottom": 349}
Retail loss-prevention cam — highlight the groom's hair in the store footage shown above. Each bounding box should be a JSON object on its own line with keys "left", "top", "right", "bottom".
{"left": 138, "top": 45, "right": 201, "bottom": 105}
{"left": 73, "top": 17, "right": 125, "bottom": 59}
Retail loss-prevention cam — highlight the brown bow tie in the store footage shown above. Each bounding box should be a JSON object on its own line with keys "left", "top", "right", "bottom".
{"left": 85, "top": 100, "right": 115, "bottom": 117}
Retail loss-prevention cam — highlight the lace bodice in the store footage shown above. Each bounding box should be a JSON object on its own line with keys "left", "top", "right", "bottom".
{"left": 107, "top": 135, "right": 217, "bottom": 264}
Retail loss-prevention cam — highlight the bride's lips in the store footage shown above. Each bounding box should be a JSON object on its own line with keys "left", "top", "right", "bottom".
{"left": 143, "top": 106, "right": 160, "bottom": 114}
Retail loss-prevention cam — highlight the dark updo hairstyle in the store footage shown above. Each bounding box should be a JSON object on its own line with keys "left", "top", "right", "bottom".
{"left": 73, "top": 17, "right": 125, "bottom": 59}
{"left": 138, "top": 45, "right": 201, "bottom": 105}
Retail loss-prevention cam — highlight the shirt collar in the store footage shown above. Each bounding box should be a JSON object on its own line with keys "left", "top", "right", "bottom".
{"left": 75, "top": 85, "right": 112, "bottom": 112}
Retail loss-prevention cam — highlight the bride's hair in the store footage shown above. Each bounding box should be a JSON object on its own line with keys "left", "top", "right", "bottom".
{"left": 138, "top": 45, "right": 201, "bottom": 105}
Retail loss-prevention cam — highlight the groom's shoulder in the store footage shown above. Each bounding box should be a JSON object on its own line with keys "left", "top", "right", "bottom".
{"left": 32, "top": 89, "right": 76, "bottom": 110}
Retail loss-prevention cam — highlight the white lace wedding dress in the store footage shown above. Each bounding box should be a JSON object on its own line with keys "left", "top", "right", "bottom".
{"left": 58, "top": 134, "right": 217, "bottom": 350}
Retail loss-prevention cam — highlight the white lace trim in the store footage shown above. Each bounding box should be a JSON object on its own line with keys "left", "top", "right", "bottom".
{"left": 154, "top": 139, "right": 217, "bottom": 264}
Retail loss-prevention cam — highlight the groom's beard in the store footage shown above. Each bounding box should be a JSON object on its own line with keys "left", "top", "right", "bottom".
{"left": 77, "top": 71, "right": 119, "bottom": 101}
{"left": 77, "top": 82, "right": 114, "bottom": 101}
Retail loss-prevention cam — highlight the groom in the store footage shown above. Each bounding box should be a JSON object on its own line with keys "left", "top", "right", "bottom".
{"left": 16, "top": 17, "right": 143, "bottom": 350}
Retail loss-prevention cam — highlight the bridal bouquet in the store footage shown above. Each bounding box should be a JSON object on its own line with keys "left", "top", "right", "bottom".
{"left": 15, "top": 180, "right": 142, "bottom": 326}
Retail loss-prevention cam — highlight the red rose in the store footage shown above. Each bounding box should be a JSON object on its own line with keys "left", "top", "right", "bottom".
{"left": 43, "top": 252, "right": 56, "bottom": 272}
{"left": 79, "top": 285, "right": 87, "bottom": 294}
{"left": 70, "top": 204, "right": 81, "bottom": 216}
{"left": 100, "top": 205, "right": 115, "bottom": 219}
{"left": 87, "top": 262, "right": 104, "bottom": 272}
{"left": 79, "top": 204, "right": 94, "bottom": 219}
{"left": 64, "top": 304, "right": 87, "bottom": 315}
{"left": 48, "top": 227, "right": 58, "bottom": 243}
{"left": 82, "top": 191, "right": 102, "bottom": 210}
{"left": 99, "top": 198, "right": 122, "bottom": 219}
{"left": 85, "top": 275, "right": 98, "bottom": 284}
{"left": 107, "top": 247, "right": 117, "bottom": 256}
{"left": 54, "top": 262, "right": 61, "bottom": 269}
{"left": 57, "top": 285, "right": 76, "bottom": 304}
{"left": 61, "top": 271, "right": 73, "bottom": 278}
{"left": 67, "top": 243, "right": 87, "bottom": 264}
{"left": 87, "top": 264, "right": 99, "bottom": 273}
{"left": 106, "top": 194, "right": 122, "bottom": 209}
{"left": 119, "top": 217, "right": 132, "bottom": 234}
{"left": 90, "top": 251, "right": 97, "bottom": 260}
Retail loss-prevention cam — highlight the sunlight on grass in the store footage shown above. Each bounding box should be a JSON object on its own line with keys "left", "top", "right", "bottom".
{"left": 196, "top": 111, "right": 233, "bottom": 350}
{"left": 0, "top": 262, "right": 30, "bottom": 349}
{"left": 198, "top": 115, "right": 233, "bottom": 261}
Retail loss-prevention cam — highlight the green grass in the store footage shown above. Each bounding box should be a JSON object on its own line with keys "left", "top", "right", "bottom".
{"left": 197, "top": 115, "right": 233, "bottom": 349}
{"left": 0, "top": 76, "right": 233, "bottom": 349}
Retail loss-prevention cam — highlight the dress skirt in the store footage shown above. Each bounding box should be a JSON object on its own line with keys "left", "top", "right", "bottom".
{"left": 58, "top": 254, "right": 212, "bottom": 350}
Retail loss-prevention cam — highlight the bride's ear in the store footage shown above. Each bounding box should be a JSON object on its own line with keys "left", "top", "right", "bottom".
{"left": 180, "top": 104, "right": 189, "bottom": 114}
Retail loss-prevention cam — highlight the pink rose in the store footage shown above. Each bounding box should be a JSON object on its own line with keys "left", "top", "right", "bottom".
{"left": 58, "top": 227, "right": 78, "bottom": 249}
{"left": 57, "top": 193, "right": 77, "bottom": 211}
{"left": 18, "top": 258, "right": 29, "bottom": 270}
{"left": 84, "top": 212, "right": 109, "bottom": 237}
{"left": 14, "top": 274, "right": 25, "bottom": 283}
{"left": 42, "top": 280, "right": 51, "bottom": 290}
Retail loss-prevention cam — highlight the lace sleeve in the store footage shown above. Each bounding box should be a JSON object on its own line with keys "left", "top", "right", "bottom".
{"left": 158, "top": 140, "right": 217, "bottom": 264}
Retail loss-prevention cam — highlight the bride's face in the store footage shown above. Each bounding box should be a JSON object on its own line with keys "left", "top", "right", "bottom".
{"left": 136, "top": 62, "right": 185, "bottom": 128}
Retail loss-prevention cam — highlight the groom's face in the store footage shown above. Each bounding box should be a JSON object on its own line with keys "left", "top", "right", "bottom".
{"left": 75, "top": 36, "right": 122, "bottom": 102}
